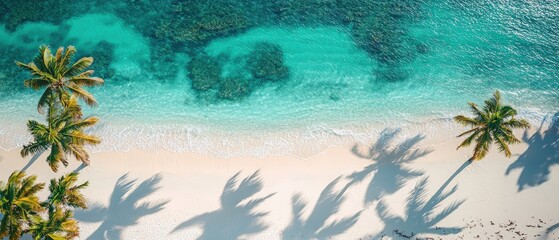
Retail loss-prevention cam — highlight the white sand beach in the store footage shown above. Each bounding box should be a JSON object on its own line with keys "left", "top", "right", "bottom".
{"left": 1, "top": 122, "right": 557, "bottom": 240}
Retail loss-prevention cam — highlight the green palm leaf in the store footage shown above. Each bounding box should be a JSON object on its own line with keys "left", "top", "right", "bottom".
{"left": 454, "top": 115, "right": 481, "bottom": 127}
{"left": 68, "top": 76, "right": 104, "bottom": 87}
{"left": 22, "top": 103, "right": 100, "bottom": 172}
{"left": 0, "top": 171, "right": 45, "bottom": 240}
{"left": 457, "top": 128, "right": 482, "bottom": 149}
{"left": 454, "top": 90, "right": 531, "bottom": 161}
{"left": 23, "top": 78, "right": 50, "bottom": 90}
{"left": 17, "top": 45, "right": 104, "bottom": 110}
{"left": 29, "top": 207, "right": 80, "bottom": 240}
{"left": 65, "top": 83, "right": 97, "bottom": 106}
{"left": 60, "top": 46, "right": 77, "bottom": 69}
{"left": 47, "top": 173, "right": 88, "bottom": 211}
{"left": 64, "top": 57, "right": 93, "bottom": 77}
{"left": 62, "top": 117, "right": 99, "bottom": 133}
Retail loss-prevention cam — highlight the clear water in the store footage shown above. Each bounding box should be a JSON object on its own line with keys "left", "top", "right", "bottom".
{"left": 0, "top": 1, "right": 557, "bottom": 156}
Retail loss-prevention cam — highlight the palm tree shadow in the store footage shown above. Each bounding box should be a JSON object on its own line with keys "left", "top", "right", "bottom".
{"left": 347, "top": 129, "right": 430, "bottom": 205}
{"left": 547, "top": 223, "right": 559, "bottom": 234}
{"left": 172, "top": 170, "right": 275, "bottom": 240}
{"left": 21, "top": 150, "right": 45, "bottom": 172}
{"left": 506, "top": 113, "right": 559, "bottom": 191}
{"left": 75, "top": 173, "right": 169, "bottom": 240}
{"left": 375, "top": 177, "right": 465, "bottom": 239}
{"left": 282, "top": 176, "right": 361, "bottom": 239}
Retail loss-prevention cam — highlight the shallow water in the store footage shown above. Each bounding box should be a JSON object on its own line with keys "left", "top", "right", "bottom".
{"left": 0, "top": 1, "right": 557, "bottom": 156}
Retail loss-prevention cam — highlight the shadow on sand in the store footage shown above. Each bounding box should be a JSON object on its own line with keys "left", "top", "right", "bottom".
{"left": 172, "top": 170, "right": 274, "bottom": 240}
{"left": 282, "top": 176, "right": 361, "bottom": 240}
{"left": 347, "top": 129, "right": 430, "bottom": 205}
{"left": 375, "top": 176, "right": 466, "bottom": 239}
{"left": 75, "top": 173, "right": 169, "bottom": 240}
{"left": 547, "top": 223, "right": 559, "bottom": 234}
{"left": 506, "top": 113, "right": 559, "bottom": 191}
{"left": 21, "top": 150, "right": 44, "bottom": 172}
{"left": 73, "top": 163, "right": 87, "bottom": 173}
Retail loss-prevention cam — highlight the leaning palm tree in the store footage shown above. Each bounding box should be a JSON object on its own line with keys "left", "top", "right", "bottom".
{"left": 21, "top": 96, "right": 100, "bottom": 172}
{"left": 28, "top": 206, "right": 80, "bottom": 240}
{"left": 0, "top": 171, "right": 45, "bottom": 240}
{"left": 16, "top": 45, "right": 104, "bottom": 113}
{"left": 45, "top": 173, "right": 88, "bottom": 214}
{"left": 454, "top": 90, "right": 531, "bottom": 161}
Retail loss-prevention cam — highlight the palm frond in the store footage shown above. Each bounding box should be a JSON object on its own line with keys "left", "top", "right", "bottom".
{"left": 457, "top": 127, "right": 479, "bottom": 137}
{"left": 23, "top": 78, "right": 50, "bottom": 90}
{"left": 484, "top": 90, "right": 501, "bottom": 113}
{"left": 48, "top": 172, "right": 88, "bottom": 210}
{"left": 65, "top": 83, "right": 97, "bottom": 106}
{"left": 503, "top": 118, "right": 531, "bottom": 129}
{"left": 64, "top": 57, "right": 93, "bottom": 77}
{"left": 20, "top": 141, "right": 49, "bottom": 158}
{"left": 66, "top": 131, "right": 101, "bottom": 145}
{"left": 42, "top": 46, "right": 52, "bottom": 73}
{"left": 54, "top": 47, "right": 64, "bottom": 64}
{"left": 499, "top": 105, "right": 517, "bottom": 118}
{"left": 46, "top": 144, "right": 64, "bottom": 172}
{"left": 75, "top": 69, "right": 94, "bottom": 78}
{"left": 27, "top": 120, "right": 49, "bottom": 139}
{"left": 57, "top": 95, "right": 83, "bottom": 120}
{"left": 67, "top": 76, "right": 104, "bottom": 87}
{"left": 454, "top": 115, "right": 481, "bottom": 127}
{"left": 467, "top": 102, "right": 486, "bottom": 120}
{"left": 16, "top": 61, "right": 54, "bottom": 81}
{"left": 493, "top": 135, "right": 512, "bottom": 157}
{"left": 19, "top": 174, "right": 43, "bottom": 196}
{"left": 66, "top": 144, "right": 90, "bottom": 165}
{"left": 62, "top": 117, "right": 99, "bottom": 133}
{"left": 37, "top": 87, "right": 53, "bottom": 113}
{"left": 33, "top": 45, "right": 51, "bottom": 74}
{"left": 457, "top": 128, "right": 482, "bottom": 149}
{"left": 60, "top": 46, "right": 77, "bottom": 70}
{"left": 472, "top": 131, "right": 492, "bottom": 160}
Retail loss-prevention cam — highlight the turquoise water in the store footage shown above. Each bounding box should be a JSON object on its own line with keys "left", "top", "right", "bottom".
{"left": 0, "top": 1, "right": 557, "bottom": 155}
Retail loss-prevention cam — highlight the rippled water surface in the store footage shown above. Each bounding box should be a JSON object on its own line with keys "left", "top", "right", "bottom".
{"left": 0, "top": 0, "right": 557, "bottom": 155}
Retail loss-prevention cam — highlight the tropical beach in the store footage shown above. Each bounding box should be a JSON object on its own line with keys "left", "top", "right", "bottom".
{"left": 0, "top": 0, "right": 558, "bottom": 239}
{"left": 1, "top": 125, "right": 558, "bottom": 239}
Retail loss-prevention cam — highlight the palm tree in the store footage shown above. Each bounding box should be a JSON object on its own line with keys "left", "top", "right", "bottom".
{"left": 20, "top": 96, "right": 100, "bottom": 172}
{"left": 16, "top": 45, "right": 104, "bottom": 113}
{"left": 28, "top": 206, "right": 79, "bottom": 240}
{"left": 30, "top": 173, "right": 87, "bottom": 240}
{"left": 45, "top": 173, "right": 88, "bottom": 214}
{"left": 454, "top": 90, "right": 530, "bottom": 161}
{"left": 0, "top": 171, "right": 45, "bottom": 240}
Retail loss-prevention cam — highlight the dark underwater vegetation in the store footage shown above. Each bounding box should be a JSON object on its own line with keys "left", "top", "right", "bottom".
{"left": 0, "top": 0, "right": 557, "bottom": 134}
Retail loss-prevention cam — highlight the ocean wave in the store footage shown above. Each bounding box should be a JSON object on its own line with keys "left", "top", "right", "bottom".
{"left": 1, "top": 113, "right": 554, "bottom": 158}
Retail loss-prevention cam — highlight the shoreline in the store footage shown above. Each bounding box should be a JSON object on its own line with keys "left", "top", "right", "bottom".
{"left": 1, "top": 114, "right": 556, "bottom": 158}
{"left": 0, "top": 123, "right": 557, "bottom": 239}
